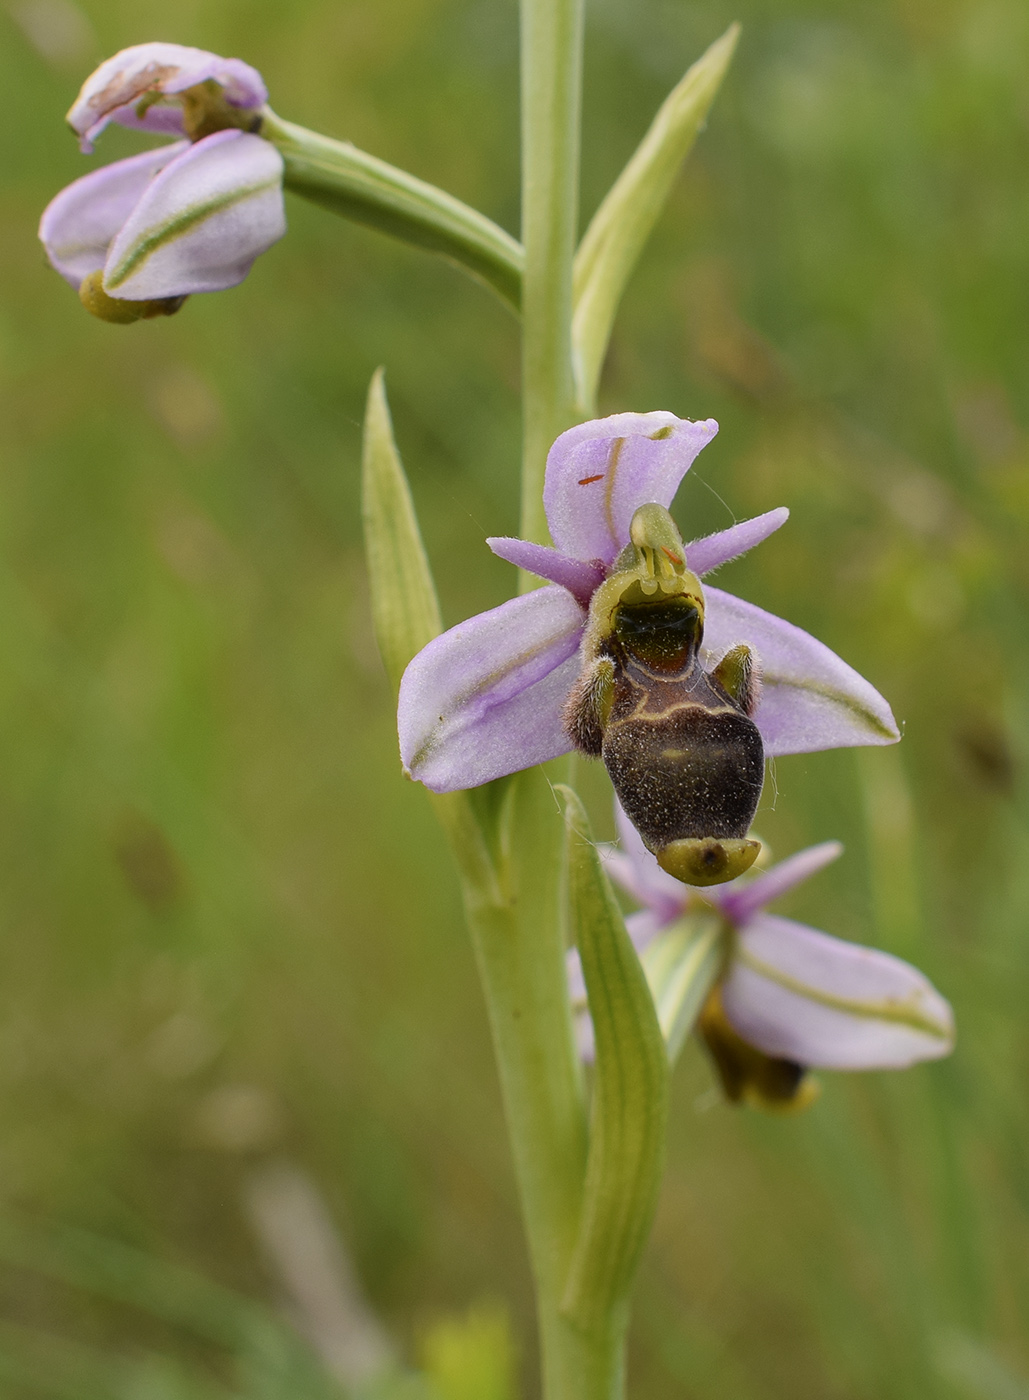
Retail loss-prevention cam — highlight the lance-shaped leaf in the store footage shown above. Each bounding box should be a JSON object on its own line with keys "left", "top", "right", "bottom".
{"left": 641, "top": 913, "right": 725, "bottom": 1064}
{"left": 572, "top": 24, "right": 739, "bottom": 410}
{"left": 362, "top": 370, "right": 494, "bottom": 890}
{"left": 263, "top": 112, "right": 524, "bottom": 311}
{"left": 559, "top": 787, "right": 668, "bottom": 1333}
{"left": 361, "top": 368, "right": 442, "bottom": 693}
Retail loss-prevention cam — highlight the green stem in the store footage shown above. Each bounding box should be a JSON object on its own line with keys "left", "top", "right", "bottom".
{"left": 441, "top": 771, "right": 625, "bottom": 1400}
{"left": 261, "top": 110, "right": 523, "bottom": 310}
{"left": 463, "top": 899, "right": 619, "bottom": 1400}
{"left": 459, "top": 3, "right": 625, "bottom": 1393}
{"left": 518, "top": 0, "right": 585, "bottom": 546}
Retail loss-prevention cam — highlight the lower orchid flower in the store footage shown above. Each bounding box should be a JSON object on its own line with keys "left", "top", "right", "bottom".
{"left": 39, "top": 43, "right": 285, "bottom": 322}
{"left": 398, "top": 411, "right": 900, "bottom": 876}
{"left": 569, "top": 801, "right": 955, "bottom": 1109}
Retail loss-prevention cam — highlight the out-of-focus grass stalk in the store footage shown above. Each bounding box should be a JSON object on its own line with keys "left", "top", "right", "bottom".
{"left": 847, "top": 746, "right": 988, "bottom": 1388}
{"left": 571, "top": 24, "right": 738, "bottom": 416}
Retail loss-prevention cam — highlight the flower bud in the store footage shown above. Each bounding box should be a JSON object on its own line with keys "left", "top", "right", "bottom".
{"left": 40, "top": 127, "right": 285, "bottom": 314}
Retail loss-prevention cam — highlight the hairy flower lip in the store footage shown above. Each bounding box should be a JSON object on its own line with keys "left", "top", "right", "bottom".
{"left": 398, "top": 412, "right": 900, "bottom": 795}
{"left": 67, "top": 42, "right": 267, "bottom": 152}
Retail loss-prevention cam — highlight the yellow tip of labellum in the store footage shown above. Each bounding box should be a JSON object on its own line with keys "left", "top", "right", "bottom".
{"left": 655, "top": 836, "right": 760, "bottom": 887}
{"left": 79, "top": 271, "right": 187, "bottom": 324}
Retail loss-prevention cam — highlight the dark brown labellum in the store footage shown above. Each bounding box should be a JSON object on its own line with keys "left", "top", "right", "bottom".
{"left": 564, "top": 504, "right": 766, "bottom": 885}
{"left": 566, "top": 588, "right": 764, "bottom": 885}
{"left": 603, "top": 697, "right": 764, "bottom": 849}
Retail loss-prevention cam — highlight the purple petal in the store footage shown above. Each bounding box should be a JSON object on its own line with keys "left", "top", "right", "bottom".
{"left": 718, "top": 842, "right": 843, "bottom": 927}
{"left": 601, "top": 843, "right": 694, "bottom": 923}
{"left": 543, "top": 412, "right": 718, "bottom": 566}
{"left": 722, "top": 914, "right": 954, "bottom": 1069}
{"left": 102, "top": 130, "right": 285, "bottom": 299}
{"left": 39, "top": 143, "right": 186, "bottom": 290}
{"left": 625, "top": 908, "right": 667, "bottom": 951}
{"left": 686, "top": 508, "right": 790, "bottom": 577}
{"left": 575, "top": 1015, "right": 596, "bottom": 1061}
{"left": 703, "top": 587, "right": 900, "bottom": 754}
{"left": 68, "top": 43, "right": 267, "bottom": 150}
{"left": 567, "top": 946, "right": 587, "bottom": 1004}
{"left": 566, "top": 949, "right": 596, "bottom": 1060}
{"left": 597, "top": 848, "right": 639, "bottom": 894}
{"left": 487, "top": 537, "right": 605, "bottom": 607}
{"left": 398, "top": 586, "right": 585, "bottom": 792}
{"left": 108, "top": 105, "right": 189, "bottom": 140}
{"left": 612, "top": 800, "right": 690, "bottom": 923}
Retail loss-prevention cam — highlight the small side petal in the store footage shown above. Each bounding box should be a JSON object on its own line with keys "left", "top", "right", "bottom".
{"left": 102, "top": 130, "right": 285, "bottom": 299}
{"left": 398, "top": 586, "right": 585, "bottom": 792}
{"left": 69, "top": 43, "right": 267, "bottom": 149}
{"left": 703, "top": 587, "right": 901, "bottom": 753}
{"left": 686, "top": 508, "right": 789, "bottom": 577}
{"left": 722, "top": 914, "right": 954, "bottom": 1068}
{"left": 39, "top": 143, "right": 186, "bottom": 289}
{"left": 718, "top": 842, "right": 843, "bottom": 927}
{"left": 486, "top": 537, "right": 604, "bottom": 607}
{"left": 544, "top": 412, "right": 718, "bottom": 566}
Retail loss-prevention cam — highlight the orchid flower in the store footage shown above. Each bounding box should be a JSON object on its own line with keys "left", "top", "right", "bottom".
{"left": 570, "top": 801, "right": 954, "bottom": 1108}
{"left": 398, "top": 412, "right": 900, "bottom": 797}
{"left": 39, "top": 44, "right": 285, "bottom": 320}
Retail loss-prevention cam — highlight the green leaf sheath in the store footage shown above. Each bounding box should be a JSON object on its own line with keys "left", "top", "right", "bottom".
{"left": 360, "top": 368, "right": 442, "bottom": 694}
{"left": 559, "top": 788, "right": 669, "bottom": 1345}
{"left": 263, "top": 112, "right": 524, "bottom": 311}
{"left": 463, "top": 770, "right": 599, "bottom": 1400}
{"left": 571, "top": 24, "right": 739, "bottom": 413}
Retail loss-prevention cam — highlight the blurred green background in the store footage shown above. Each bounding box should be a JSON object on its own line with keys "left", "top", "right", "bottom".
{"left": 2, "top": 0, "right": 1029, "bottom": 1395}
